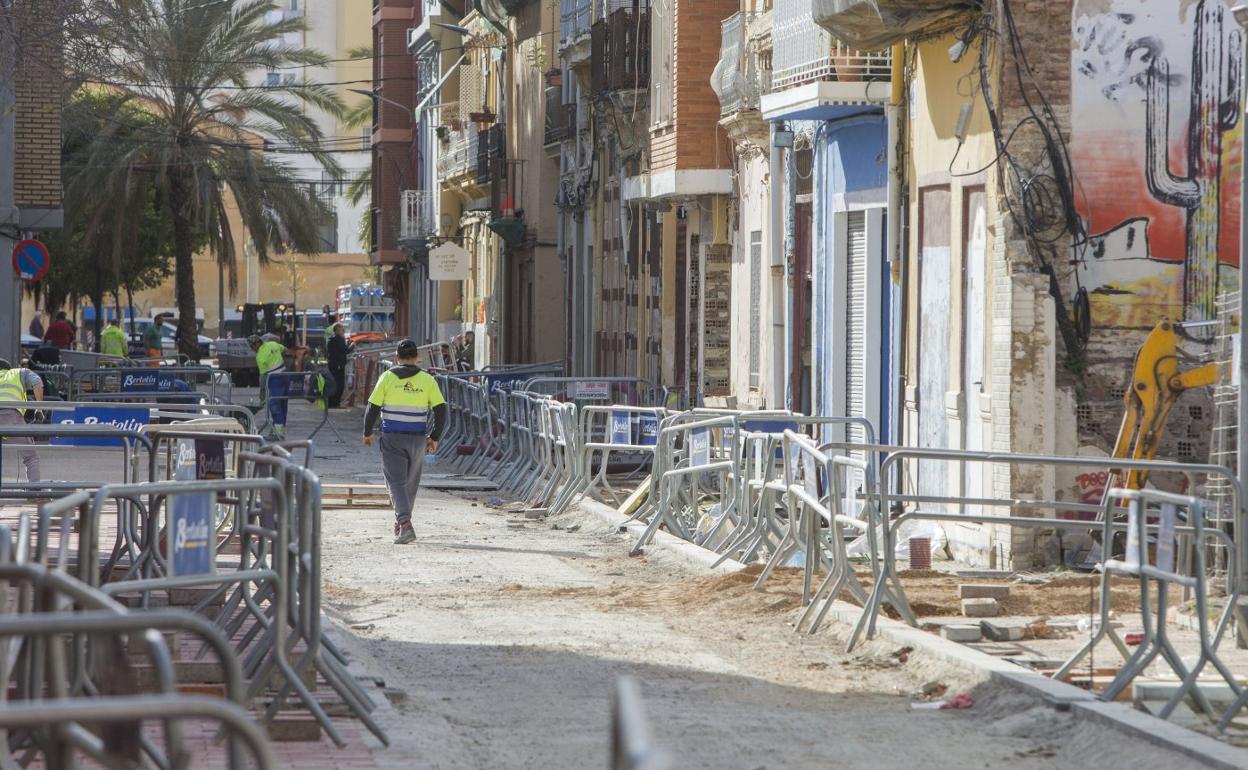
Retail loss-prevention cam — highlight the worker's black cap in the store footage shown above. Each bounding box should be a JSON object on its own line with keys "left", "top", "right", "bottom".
{"left": 396, "top": 338, "right": 419, "bottom": 356}
{"left": 0, "top": 359, "right": 10, "bottom": 370}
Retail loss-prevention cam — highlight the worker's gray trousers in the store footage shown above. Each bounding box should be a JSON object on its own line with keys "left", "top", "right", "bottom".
{"left": 0, "top": 410, "right": 39, "bottom": 482}
{"left": 379, "top": 432, "right": 428, "bottom": 524}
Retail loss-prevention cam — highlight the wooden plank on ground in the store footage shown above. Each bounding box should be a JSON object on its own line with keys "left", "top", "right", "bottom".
{"left": 617, "top": 477, "right": 651, "bottom": 516}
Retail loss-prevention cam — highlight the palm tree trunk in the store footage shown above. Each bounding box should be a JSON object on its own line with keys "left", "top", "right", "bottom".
{"left": 169, "top": 171, "right": 199, "bottom": 362}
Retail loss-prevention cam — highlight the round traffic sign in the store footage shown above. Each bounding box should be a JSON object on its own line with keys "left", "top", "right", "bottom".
{"left": 11, "top": 240, "right": 49, "bottom": 282}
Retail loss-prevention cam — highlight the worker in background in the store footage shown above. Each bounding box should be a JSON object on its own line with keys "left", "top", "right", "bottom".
{"left": 43, "top": 312, "right": 76, "bottom": 350}
{"left": 362, "top": 339, "right": 447, "bottom": 545}
{"left": 144, "top": 313, "right": 166, "bottom": 367}
{"left": 456, "top": 330, "right": 475, "bottom": 372}
{"left": 326, "top": 323, "right": 352, "bottom": 409}
{"left": 0, "top": 358, "right": 44, "bottom": 484}
{"left": 100, "top": 319, "right": 128, "bottom": 358}
{"left": 250, "top": 334, "right": 291, "bottom": 438}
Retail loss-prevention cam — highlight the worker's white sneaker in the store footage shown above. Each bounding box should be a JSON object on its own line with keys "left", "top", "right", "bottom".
{"left": 394, "top": 521, "right": 415, "bottom": 545}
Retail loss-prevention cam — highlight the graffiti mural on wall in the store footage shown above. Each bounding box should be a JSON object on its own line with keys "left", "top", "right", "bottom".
{"left": 1072, "top": 0, "right": 1243, "bottom": 328}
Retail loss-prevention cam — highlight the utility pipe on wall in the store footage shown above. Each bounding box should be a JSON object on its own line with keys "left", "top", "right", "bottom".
{"left": 770, "top": 123, "right": 786, "bottom": 410}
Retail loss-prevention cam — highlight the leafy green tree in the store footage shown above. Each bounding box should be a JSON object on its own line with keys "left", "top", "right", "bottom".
{"left": 38, "top": 91, "right": 178, "bottom": 348}
{"left": 72, "top": 0, "right": 344, "bottom": 357}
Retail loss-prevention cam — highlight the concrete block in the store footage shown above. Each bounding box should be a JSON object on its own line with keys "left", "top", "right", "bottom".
{"left": 961, "top": 598, "right": 999, "bottom": 618}
{"left": 958, "top": 584, "right": 1011, "bottom": 600}
{"left": 265, "top": 714, "right": 321, "bottom": 742}
{"left": 980, "top": 620, "right": 1025, "bottom": 642}
{"left": 942, "top": 624, "right": 983, "bottom": 643}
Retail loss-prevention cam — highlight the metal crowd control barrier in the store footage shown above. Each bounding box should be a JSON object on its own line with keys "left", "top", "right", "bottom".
{"left": 520, "top": 376, "right": 661, "bottom": 407}
{"left": 0, "top": 426, "right": 390, "bottom": 753}
{"left": 573, "top": 405, "right": 666, "bottom": 508}
{"left": 0, "top": 522, "right": 274, "bottom": 769}
{"left": 0, "top": 397, "right": 256, "bottom": 434}
{"left": 429, "top": 380, "right": 1248, "bottom": 729}
{"left": 852, "top": 448, "right": 1244, "bottom": 654}
{"left": 70, "top": 365, "right": 233, "bottom": 403}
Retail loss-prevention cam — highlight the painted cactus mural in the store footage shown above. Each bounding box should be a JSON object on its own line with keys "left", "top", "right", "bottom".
{"left": 1143, "top": 0, "right": 1241, "bottom": 323}
{"left": 1072, "top": 0, "right": 1243, "bottom": 330}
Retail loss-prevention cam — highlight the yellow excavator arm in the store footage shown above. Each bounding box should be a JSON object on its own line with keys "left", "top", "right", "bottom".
{"left": 1111, "top": 319, "right": 1222, "bottom": 490}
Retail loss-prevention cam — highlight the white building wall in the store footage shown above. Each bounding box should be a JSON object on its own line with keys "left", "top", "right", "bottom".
{"left": 729, "top": 151, "right": 773, "bottom": 409}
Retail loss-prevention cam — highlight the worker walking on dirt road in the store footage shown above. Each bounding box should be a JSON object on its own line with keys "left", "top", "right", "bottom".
{"left": 362, "top": 339, "right": 448, "bottom": 544}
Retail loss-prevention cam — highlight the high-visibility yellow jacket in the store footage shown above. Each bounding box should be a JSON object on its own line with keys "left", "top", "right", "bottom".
{"left": 256, "top": 340, "right": 287, "bottom": 374}
{"left": 0, "top": 369, "right": 28, "bottom": 414}
{"left": 100, "top": 325, "right": 128, "bottom": 356}
{"left": 367, "top": 368, "right": 445, "bottom": 434}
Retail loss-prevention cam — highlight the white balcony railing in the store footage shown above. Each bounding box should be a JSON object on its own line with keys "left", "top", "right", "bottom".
{"left": 401, "top": 190, "right": 437, "bottom": 242}
{"left": 437, "top": 126, "right": 479, "bottom": 181}
{"left": 771, "top": 0, "right": 890, "bottom": 90}
{"left": 716, "top": 12, "right": 757, "bottom": 116}
{"left": 561, "top": 0, "right": 592, "bottom": 44}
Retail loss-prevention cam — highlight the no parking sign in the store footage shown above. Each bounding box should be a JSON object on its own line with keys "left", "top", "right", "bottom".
{"left": 11, "top": 240, "right": 49, "bottom": 282}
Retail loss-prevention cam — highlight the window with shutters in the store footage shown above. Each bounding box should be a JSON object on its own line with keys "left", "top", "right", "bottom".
{"left": 650, "top": 0, "right": 673, "bottom": 126}
{"left": 749, "top": 230, "right": 762, "bottom": 388}
{"left": 845, "top": 211, "right": 867, "bottom": 443}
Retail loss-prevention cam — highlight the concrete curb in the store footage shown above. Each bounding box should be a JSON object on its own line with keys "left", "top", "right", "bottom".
{"left": 575, "top": 497, "right": 748, "bottom": 575}
{"left": 580, "top": 499, "right": 1248, "bottom": 769}
{"left": 818, "top": 602, "right": 1248, "bottom": 768}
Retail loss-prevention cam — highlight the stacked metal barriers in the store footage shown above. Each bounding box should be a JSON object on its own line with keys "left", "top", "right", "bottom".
{"left": 0, "top": 419, "right": 390, "bottom": 765}
{"left": 433, "top": 380, "right": 1248, "bottom": 729}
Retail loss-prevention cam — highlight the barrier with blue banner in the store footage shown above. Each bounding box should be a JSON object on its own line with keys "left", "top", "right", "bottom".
{"left": 609, "top": 410, "right": 632, "bottom": 445}
{"left": 638, "top": 415, "right": 658, "bottom": 446}
{"left": 119, "top": 369, "right": 180, "bottom": 392}
{"left": 486, "top": 374, "right": 527, "bottom": 394}
{"left": 168, "top": 439, "right": 214, "bottom": 576}
{"left": 51, "top": 406, "right": 150, "bottom": 446}
{"left": 741, "top": 419, "right": 799, "bottom": 459}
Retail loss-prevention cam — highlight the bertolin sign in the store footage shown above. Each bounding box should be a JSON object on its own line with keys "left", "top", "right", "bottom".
{"left": 120, "top": 369, "right": 178, "bottom": 392}
{"left": 168, "top": 438, "right": 215, "bottom": 576}
{"left": 52, "top": 406, "right": 151, "bottom": 446}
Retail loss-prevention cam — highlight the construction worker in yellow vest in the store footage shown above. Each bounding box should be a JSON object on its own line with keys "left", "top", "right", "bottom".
{"left": 100, "top": 320, "right": 128, "bottom": 358}
{"left": 362, "top": 339, "right": 447, "bottom": 544}
{"left": 249, "top": 335, "right": 291, "bottom": 438}
{"left": 0, "top": 358, "right": 44, "bottom": 483}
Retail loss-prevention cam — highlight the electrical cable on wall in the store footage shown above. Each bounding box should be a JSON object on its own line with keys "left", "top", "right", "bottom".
{"left": 960, "top": 0, "right": 1091, "bottom": 373}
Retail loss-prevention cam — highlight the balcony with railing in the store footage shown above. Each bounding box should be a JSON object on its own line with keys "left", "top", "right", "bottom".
{"left": 589, "top": 5, "right": 650, "bottom": 95}
{"left": 400, "top": 190, "right": 437, "bottom": 247}
{"left": 545, "top": 100, "right": 577, "bottom": 146}
{"left": 760, "top": 0, "right": 890, "bottom": 117}
{"left": 437, "top": 125, "right": 480, "bottom": 182}
{"left": 770, "top": 0, "right": 889, "bottom": 91}
{"left": 560, "top": 0, "right": 592, "bottom": 46}
{"left": 715, "top": 12, "right": 756, "bottom": 116}
{"left": 476, "top": 123, "right": 506, "bottom": 185}
{"left": 487, "top": 160, "right": 530, "bottom": 246}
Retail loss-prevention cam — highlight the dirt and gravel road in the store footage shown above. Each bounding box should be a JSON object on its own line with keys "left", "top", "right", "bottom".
{"left": 306, "top": 407, "right": 1213, "bottom": 770}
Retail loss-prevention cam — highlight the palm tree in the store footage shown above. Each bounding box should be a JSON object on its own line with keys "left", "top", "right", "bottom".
{"left": 74, "top": 0, "right": 344, "bottom": 358}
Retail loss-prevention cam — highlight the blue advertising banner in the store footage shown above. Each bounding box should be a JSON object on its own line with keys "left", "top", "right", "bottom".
{"left": 486, "top": 374, "right": 527, "bottom": 395}
{"left": 51, "top": 406, "right": 150, "bottom": 447}
{"left": 119, "top": 369, "right": 179, "bottom": 392}
{"left": 609, "top": 410, "right": 632, "bottom": 445}
{"left": 690, "top": 427, "right": 710, "bottom": 467}
{"left": 168, "top": 439, "right": 214, "bottom": 576}
{"left": 638, "top": 415, "right": 659, "bottom": 446}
